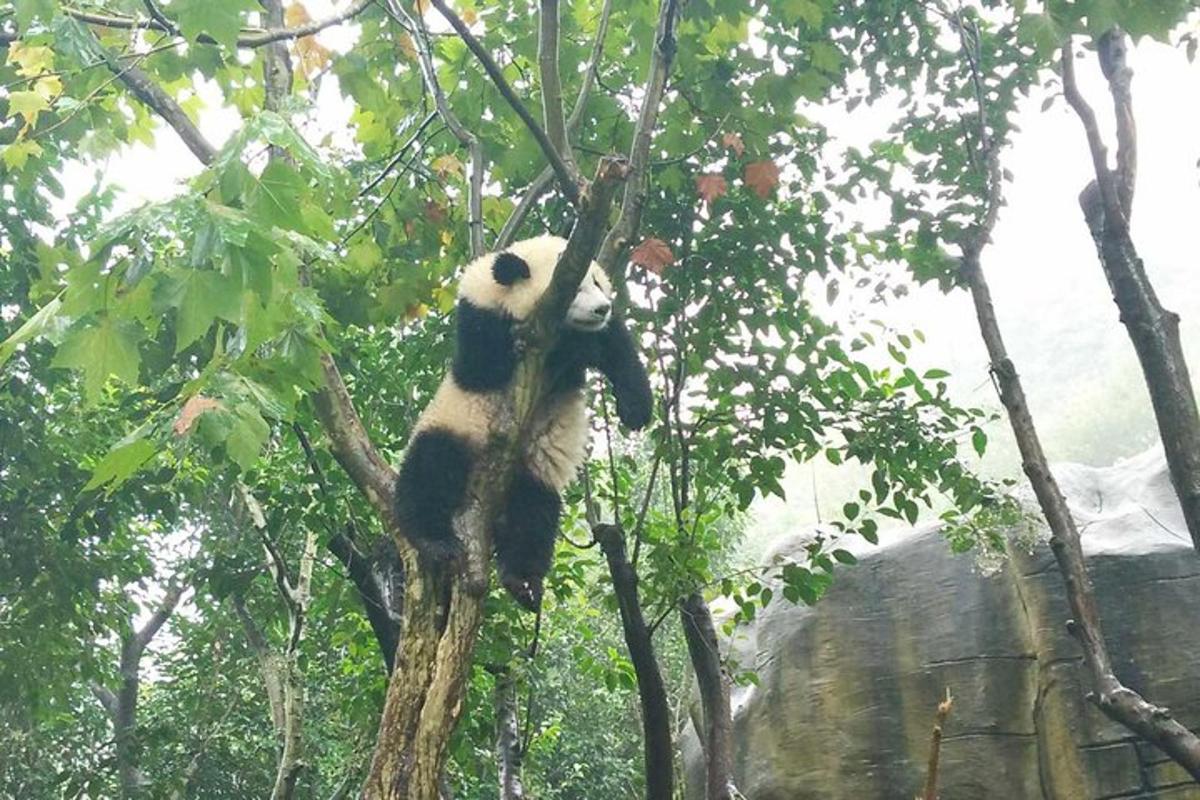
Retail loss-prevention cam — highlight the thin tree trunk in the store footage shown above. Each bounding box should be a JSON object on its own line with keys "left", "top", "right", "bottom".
{"left": 679, "top": 593, "right": 735, "bottom": 800}
{"left": 493, "top": 668, "right": 526, "bottom": 800}
{"left": 596, "top": 524, "right": 674, "bottom": 800}
{"left": 1064, "top": 31, "right": 1200, "bottom": 551}
{"left": 961, "top": 249, "right": 1200, "bottom": 779}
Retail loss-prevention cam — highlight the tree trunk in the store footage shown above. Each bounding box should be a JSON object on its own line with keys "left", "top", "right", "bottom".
{"left": 1080, "top": 183, "right": 1200, "bottom": 550}
{"left": 493, "top": 668, "right": 526, "bottom": 800}
{"left": 596, "top": 524, "right": 674, "bottom": 800}
{"left": 680, "top": 593, "right": 735, "bottom": 800}
{"left": 961, "top": 249, "right": 1200, "bottom": 779}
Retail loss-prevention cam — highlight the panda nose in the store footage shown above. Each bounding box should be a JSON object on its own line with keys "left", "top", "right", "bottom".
{"left": 593, "top": 303, "right": 610, "bottom": 318}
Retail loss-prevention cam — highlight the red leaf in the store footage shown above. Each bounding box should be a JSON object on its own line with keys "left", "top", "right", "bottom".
{"left": 695, "top": 173, "right": 728, "bottom": 207}
{"left": 722, "top": 132, "right": 745, "bottom": 158}
{"left": 630, "top": 237, "right": 675, "bottom": 275}
{"left": 174, "top": 395, "right": 221, "bottom": 436}
{"left": 743, "top": 159, "right": 780, "bottom": 199}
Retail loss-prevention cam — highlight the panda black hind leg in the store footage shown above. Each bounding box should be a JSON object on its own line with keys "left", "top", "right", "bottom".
{"left": 394, "top": 428, "right": 473, "bottom": 562}
{"left": 494, "top": 468, "right": 561, "bottom": 611}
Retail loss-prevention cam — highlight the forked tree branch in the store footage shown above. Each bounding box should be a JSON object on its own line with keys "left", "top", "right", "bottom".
{"left": 959, "top": 22, "right": 1200, "bottom": 781}
{"left": 382, "top": 0, "right": 485, "bottom": 257}
{"left": 538, "top": 0, "right": 574, "bottom": 175}
{"left": 1060, "top": 39, "right": 1127, "bottom": 233}
{"left": 60, "top": 0, "right": 372, "bottom": 48}
{"left": 596, "top": 0, "right": 682, "bottom": 276}
{"left": 496, "top": 0, "right": 614, "bottom": 248}
{"left": 429, "top": 0, "right": 581, "bottom": 205}
{"left": 1097, "top": 28, "right": 1136, "bottom": 218}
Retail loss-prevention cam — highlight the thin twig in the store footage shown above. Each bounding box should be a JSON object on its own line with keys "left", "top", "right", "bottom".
{"left": 429, "top": 0, "right": 581, "bottom": 206}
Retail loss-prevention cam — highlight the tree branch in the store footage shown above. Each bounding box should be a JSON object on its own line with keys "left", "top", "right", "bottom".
{"left": 61, "top": 0, "right": 372, "bottom": 48}
{"left": 381, "top": 0, "right": 485, "bottom": 257}
{"left": 495, "top": 0, "right": 613, "bottom": 248}
{"left": 96, "top": 45, "right": 217, "bottom": 166}
{"left": 1060, "top": 39, "right": 1127, "bottom": 233}
{"left": 131, "top": 583, "right": 186, "bottom": 655}
{"left": 90, "top": 681, "right": 120, "bottom": 720}
{"left": 538, "top": 0, "right": 574, "bottom": 175}
{"left": 1098, "top": 27, "right": 1136, "bottom": 219}
{"left": 596, "top": 0, "right": 681, "bottom": 276}
{"left": 429, "top": 0, "right": 581, "bottom": 205}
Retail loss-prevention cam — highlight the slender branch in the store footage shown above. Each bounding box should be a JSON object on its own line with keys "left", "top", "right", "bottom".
{"left": 90, "top": 681, "right": 120, "bottom": 720}
{"left": 495, "top": 0, "right": 613, "bottom": 248}
{"left": 60, "top": 0, "right": 372, "bottom": 48}
{"left": 131, "top": 583, "right": 186, "bottom": 654}
{"left": 1060, "top": 40, "right": 1127, "bottom": 233}
{"left": 538, "top": 0, "right": 574, "bottom": 175}
{"left": 1097, "top": 28, "right": 1136, "bottom": 219}
{"left": 429, "top": 0, "right": 581, "bottom": 205}
{"left": 142, "top": 0, "right": 176, "bottom": 35}
{"left": 921, "top": 690, "right": 953, "bottom": 800}
{"left": 596, "top": 0, "right": 681, "bottom": 276}
{"left": 360, "top": 111, "right": 438, "bottom": 197}
{"left": 382, "top": 0, "right": 485, "bottom": 256}
{"left": 96, "top": 42, "right": 217, "bottom": 165}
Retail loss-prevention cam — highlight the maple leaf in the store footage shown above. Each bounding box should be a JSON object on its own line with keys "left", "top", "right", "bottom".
{"left": 174, "top": 395, "right": 222, "bottom": 435}
{"left": 695, "top": 173, "right": 728, "bottom": 207}
{"left": 630, "top": 238, "right": 675, "bottom": 275}
{"left": 722, "top": 131, "right": 745, "bottom": 158}
{"left": 285, "top": 3, "right": 331, "bottom": 76}
{"left": 744, "top": 159, "right": 780, "bottom": 199}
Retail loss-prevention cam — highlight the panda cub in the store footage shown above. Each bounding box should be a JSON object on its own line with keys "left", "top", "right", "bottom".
{"left": 394, "top": 235, "right": 653, "bottom": 610}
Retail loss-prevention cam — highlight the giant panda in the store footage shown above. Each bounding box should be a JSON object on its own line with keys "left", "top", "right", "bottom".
{"left": 394, "top": 234, "right": 653, "bottom": 611}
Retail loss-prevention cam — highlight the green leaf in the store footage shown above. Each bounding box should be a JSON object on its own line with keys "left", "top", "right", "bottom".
{"left": 52, "top": 317, "right": 142, "bottom": 403}
{"left": 173, "top": 270, "right": 242, "bottom": 352}
{"left": 7, "top": 90, "right": 49, "bottom": 125}
{"left": 832, "top": 549, "right": 858, "bottom": 565}
{"left": 1, "top": 138, "right": 44, "bottom": 170}
{"left": 971, "top": 427, "right": 988, "bottom": 457}
{"left": 173, "top": 0, "right": 257, "bottom": 48}
{"left": 84, "top": 439, "right": 157, "bottom": 492}
{"left": 226, "top": 403, "right": 269, "bottom": 470}
{"left": 248, "top": 161, "right": 307, "bottom": 232}
{"left": 0, "top": 294, "right": 62, "bottom": 366}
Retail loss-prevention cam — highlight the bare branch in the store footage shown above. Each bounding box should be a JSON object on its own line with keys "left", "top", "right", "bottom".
{"left": 495, "top": 0, "right": 613, "bottom": 248}
{"left": 1098, "top": 28, "right": 1136, "bottom": 218}
{"left": 60, "top": 0, "right": 372, "bottom": 48}
{"left": 1060, "top": 39, "right": 1127, "bottom": 233}
{"left": 258, "top": 0, "right": 293, "bottom": 115}
{"left": 538, "top": 0, "right": 574, "bottom": 174}
{"left": 381, "top": 0, "right": 485, "bottom": 256}
{"left": 921, "top": 690, "right": 953, "bottom": 800}
{"left": 597, "top": 0, "right": 682, "bottom": 276}
{"left": 429, "top": 0, "right": 581, "bottom": 205}
{"left": 232, "top": 594, "right": 287, "bottom": 735}
{"left": 131, "top": 583, "right": 186, "bottom": 654}
{"left": 360, "top": 111, "right": 438, "bottom": 198}
{"left": 90, "top": 681, "right": 120, "bottom": 720}
{"left": 311, "top": 354, "right": 398, "bottom": 527}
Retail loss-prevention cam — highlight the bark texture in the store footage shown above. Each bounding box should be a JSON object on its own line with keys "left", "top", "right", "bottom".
{"left": 680, "top": 593, "right": 735, "bottom": 800}
{"left": 597, "top": 524, "right": 674, "bottom": 800}
{"left": 493, "top": 668, "right": 526, "bottom": 800}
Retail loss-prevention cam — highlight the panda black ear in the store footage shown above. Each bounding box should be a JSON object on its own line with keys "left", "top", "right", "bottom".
{"left": 492, "top": 252, "right": 531, "bottom": 286}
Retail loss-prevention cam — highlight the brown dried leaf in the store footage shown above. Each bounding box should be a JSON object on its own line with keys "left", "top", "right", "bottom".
{"left": 432, "top": 153, "right": 463, "bottom": 179}
{"left": 425, "top": 199, "right": 447, "bottom": 225}
{"left": 722, "top": 131, "right": 745, "bottom": 158}
{"left": 397, "top": 32, "right": 418, "bottom": 61}
{"left": 174, "top": 395, "right": 221, "bottom": 436}
{"left": 695, "top": 173, "right": 728, "bottom": 207}
{"left": 744, "top": 159, "right": 780, "bottom": 199}
{"left": 630, "top": 237, "right": 675, "bottom": 275}
{"left": 461, "top": 7, "right": 478, "bottom": 25}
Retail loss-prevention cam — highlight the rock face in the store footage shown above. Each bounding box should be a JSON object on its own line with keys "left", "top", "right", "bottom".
{"left": 684, "top": 449, "right": 1200, "bottom": 799}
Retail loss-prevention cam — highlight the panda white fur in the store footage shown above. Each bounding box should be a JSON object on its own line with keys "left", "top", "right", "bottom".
{"left": 394, "top": 235, "right": 653, "bottom": 610}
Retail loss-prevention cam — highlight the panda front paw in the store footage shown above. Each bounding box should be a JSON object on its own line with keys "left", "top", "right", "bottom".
{"left": 617, "top": 396, "right": 653, "bottom": 431}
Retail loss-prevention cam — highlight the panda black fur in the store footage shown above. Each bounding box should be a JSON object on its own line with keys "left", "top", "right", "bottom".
{"left": 394, "top": 235, "right": 653, "bottom": 610}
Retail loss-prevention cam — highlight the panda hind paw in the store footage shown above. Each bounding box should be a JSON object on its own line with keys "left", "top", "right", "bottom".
{"left": 411, "top": 535, "right": 465, "bottom": 567}
{"left": 500, "top": 573, "right": 544, "bottom": 613}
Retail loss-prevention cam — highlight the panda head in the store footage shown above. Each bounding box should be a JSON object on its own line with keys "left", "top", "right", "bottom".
{"left": 459, "top": 235, "right": 614, "bottom": 332}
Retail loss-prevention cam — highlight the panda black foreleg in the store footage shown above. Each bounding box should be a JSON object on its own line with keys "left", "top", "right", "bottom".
{"left": 494, "top": 468, "right": 561, "bottom": 612}
{"left": 594, "top": 316, "right": 654, "bottom": 430}
{"left": 394, "top": 428, "right": 473, "bottom": 562}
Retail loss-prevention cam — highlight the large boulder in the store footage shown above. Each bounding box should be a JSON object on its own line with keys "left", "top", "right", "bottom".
{"left": 684, "top": 449, "right": 1200, "bottom": 799}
